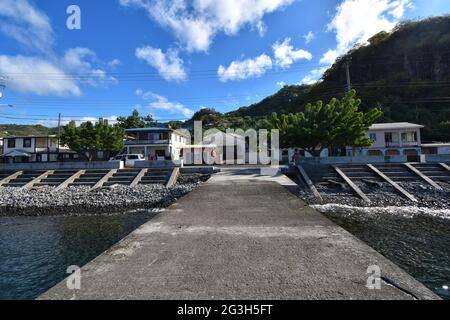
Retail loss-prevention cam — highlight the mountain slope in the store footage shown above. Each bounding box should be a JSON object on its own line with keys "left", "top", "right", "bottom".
{"left": 228, "top": 16, "right": 450, "bottom": 140}
{"left": 0, "top": 124, "right": 57, "bottom": 137}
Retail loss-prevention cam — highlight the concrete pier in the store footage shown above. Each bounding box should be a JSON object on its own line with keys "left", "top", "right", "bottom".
{"left": 40, "top": 168, "right": 439, "bottom": 300}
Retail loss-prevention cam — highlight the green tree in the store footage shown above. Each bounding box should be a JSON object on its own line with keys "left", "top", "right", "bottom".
{"left": 61, "top": 120, "right": 124, "bottom": 161}
{"left": 258, "top": 90, "right": 382, "bottom": 157}
{"left": 116, "top": 109, "right": 157, "bottom": 129}
{"left": 167, "top": 121, "right": 183, "bottom": 130}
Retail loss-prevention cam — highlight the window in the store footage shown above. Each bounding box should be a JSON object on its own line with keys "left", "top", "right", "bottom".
{"left": 128, "top": 155, "right": 139, "bottom": 160}
{"left": 23, "top": 138, "right": 32, "bottom": 148}
{"left": 156, "top": 150, "right": 165, "bottom": 157}
{"left": 369, "top": 133, "right": 377, "bottom": 142}
{"left": 385, "top": 133, "right": 393, "bottom": 143}
{"left": 7, "top": 138, "right": 16, "bottom": 148}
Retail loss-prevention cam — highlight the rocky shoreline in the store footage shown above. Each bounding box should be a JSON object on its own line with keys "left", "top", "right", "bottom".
{"left": 0, "top": 174, "right": 210, "bottom": 216}
{"left": 295, "top": 180, "right": 450, "bottom": 210}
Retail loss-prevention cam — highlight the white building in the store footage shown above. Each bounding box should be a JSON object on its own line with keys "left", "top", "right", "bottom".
{"left": 124, "top": 128, "right": 189, "bottom": 161}
{"left": 421, "top": 143, "right": 450, "bottom": 155}
{"left": 350, "top": 122, "right": 424, "bottom": 157}
{"left": 1, "top": 135, "right": 76, "bottom": 163}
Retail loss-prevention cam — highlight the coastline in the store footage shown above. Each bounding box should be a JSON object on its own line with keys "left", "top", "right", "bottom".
{"left": 0, "top": 174, "right": 210, "bottom": 217}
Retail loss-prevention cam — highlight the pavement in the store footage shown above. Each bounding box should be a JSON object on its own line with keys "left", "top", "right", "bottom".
{"left": 40, "top": 168, "right": 439, "bottom": 300}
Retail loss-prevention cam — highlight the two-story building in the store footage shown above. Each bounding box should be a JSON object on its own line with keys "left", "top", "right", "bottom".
{"left": 124, "top": 128, "right": 189, "bottom": 161}
{"left": 350, "top": 122, "right": 424, "bottom": 157}
{"left": 1, "top": 135, "right": 77, "bottom": 163}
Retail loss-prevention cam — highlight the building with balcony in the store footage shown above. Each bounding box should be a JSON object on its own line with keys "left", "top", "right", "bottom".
{"left": 1, "top": 135, "right": 77, "bottom": 163}
{"left": 124, "top": 128, "right": 189, "bottom": 161}
{"left": 350, "top": 122, "right": 424, "bottom": 157}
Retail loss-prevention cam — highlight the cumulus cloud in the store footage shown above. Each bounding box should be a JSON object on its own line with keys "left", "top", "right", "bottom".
{"left": 120, "top": 0, "right": 295, "bottom": 52}
{"left": 136, "top": 90, "right": 194, "bottom": 119}
{"left": 319, "top": 49, "right": 338, "bottom": 65}
{"left": 36, "top": 116, "right": 119, "bottom": 128}
{"left": 300, "top": 67, "right": 328, "bottom": 85}
{"left": 0, "top": 55, "right": 81, "bottom": 96}
{"left": 273, "top": 38, "right": 312, "bottom": 68}
{"left": 303, "top": 31, "right": 315, "bottom": 44}
{"left": 136, "top": 46, "right": 187, "bottom": 81}
{"left": 63, "top": 48, "right": 117, "bottom": 87}
{"left": 0, "top": 0, "right": 115, "bottom": 96}
{"left": 218, "top": 54, "right": 273, "bottom": 82}
{"left": 320, "top": 0, "right": 412, "bottom": 64}
{"left": 0, "top": 0, "right": 54, "bottom": 53}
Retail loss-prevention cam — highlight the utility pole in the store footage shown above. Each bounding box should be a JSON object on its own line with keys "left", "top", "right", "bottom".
{"left": 57, "top": 113, "right": 61, "bottom": 156}
{"left": 345, "top": 58, "right": 352, "bottom": 94}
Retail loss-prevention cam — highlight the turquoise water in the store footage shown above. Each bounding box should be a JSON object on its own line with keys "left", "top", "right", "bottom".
{"left": 0, "top": 212, "right": 156, "bottom": 300}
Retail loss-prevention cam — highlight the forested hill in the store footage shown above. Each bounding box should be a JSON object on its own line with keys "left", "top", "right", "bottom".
{"left": 228, "top": 16, "right": 450, "bottom": 141}
{"left": 0, "top": 124, "right": 56, "bottom": 137}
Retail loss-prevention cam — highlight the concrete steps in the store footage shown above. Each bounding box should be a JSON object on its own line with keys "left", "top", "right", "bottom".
{"left": 3, "top": 170, "right": 47, "bottom": 187}
{"left": 103, "top": 169, "right": 141, "bottom": 187}
{"left": 69, "top": 170, "right": 111, "bottom": 187}
{"left": 140, "top": 169, "right": 172, "bottom": 185}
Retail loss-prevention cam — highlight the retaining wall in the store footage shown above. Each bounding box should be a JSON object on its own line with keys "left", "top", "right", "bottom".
{"left": 0, "top": 161, "right": 123, "bottom": 171}
{"left": 134, "top": 160, "right": 183, "bottom": 168}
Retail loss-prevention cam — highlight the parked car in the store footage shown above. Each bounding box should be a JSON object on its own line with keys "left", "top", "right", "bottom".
{"left": 110, "top": 154, "right": 145, "bottom": 167}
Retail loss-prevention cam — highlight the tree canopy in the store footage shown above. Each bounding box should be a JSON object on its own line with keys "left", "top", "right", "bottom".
{"left": 116, "top": 109, "right": 157, "bottom": 129}
{"left": 61, "top": 120, "right": 124, "bottom": 161}
{"left": 257, "top": 90, "right": 382, "bottom": 156}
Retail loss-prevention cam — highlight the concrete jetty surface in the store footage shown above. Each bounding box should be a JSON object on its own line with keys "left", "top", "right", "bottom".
{"left": 40, "top": 168, "right": 439, "bottom": 300}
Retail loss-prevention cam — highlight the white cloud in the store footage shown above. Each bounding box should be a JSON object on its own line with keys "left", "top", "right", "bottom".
{"left": 300, "top": 67, "right": 328, "bottom": 85}
{"left": 277, "top": 81, "right": 286, "bottom": 87}
{"left": 139, "top": 91, "right": 194, "bottom": 119}
{"left": 120, "top": 0, "right": 295, "bottom": 52}
{"left": 108, "top": 59, "right": 121, "bottom": 68}
{"left": 218, "top": 54, "right": 273, "bottom": 82}
{"left": 319, "top": 49, "right": 338, "bottom": 65}
{"left": 273, "top": 38, "right": 312, "bottom": 68}
{"left": 136, "top": 46, "right": 187, "bottom": 81}
{"left": 62, "top": 48, "right": 117, "bottom": 87}
{"left": 0, "top": 0, "right": 54, "bottom": 53}
{"left": 303, "top": 31, "right": 315, "bottom": 44}
{"left": 0, "top": 1, "right": 115, "bottom": 96}
{"left": 36, "top": 116, "right": 118, "bottom": 128}
{"left": 0, "top": 55, "right": 81, "bottom": 96}
{"left": 321, "top": 0, "right": 412, "bottom": 64}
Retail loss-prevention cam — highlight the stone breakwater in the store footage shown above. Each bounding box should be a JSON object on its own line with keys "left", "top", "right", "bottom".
{"left": 0, "top": 175, "right": 210, "bottom": 216}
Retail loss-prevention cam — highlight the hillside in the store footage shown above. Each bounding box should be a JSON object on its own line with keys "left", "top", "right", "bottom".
{"left": 0, "top": 124, "right": 57, "bottom": 137}
{"left": 228, "top": 16, "right": 450, "bottom": 141}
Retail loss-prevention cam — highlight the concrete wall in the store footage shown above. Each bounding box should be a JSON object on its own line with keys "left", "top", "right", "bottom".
{"left": 0, "top": 161, "right": 123, "bottom": 171}
{"left": 134, "top": 160, "right": 183, "bottom": 168}
{"left": 425, "top": 154, "right": 450, "bottom": 163}
{"left": 297, "top": 155, "right": 415, "bottom": 165}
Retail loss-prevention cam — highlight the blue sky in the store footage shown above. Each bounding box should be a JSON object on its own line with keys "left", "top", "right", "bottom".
{"left": 0, "top": 0, "right": 449, "bottom": 127}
